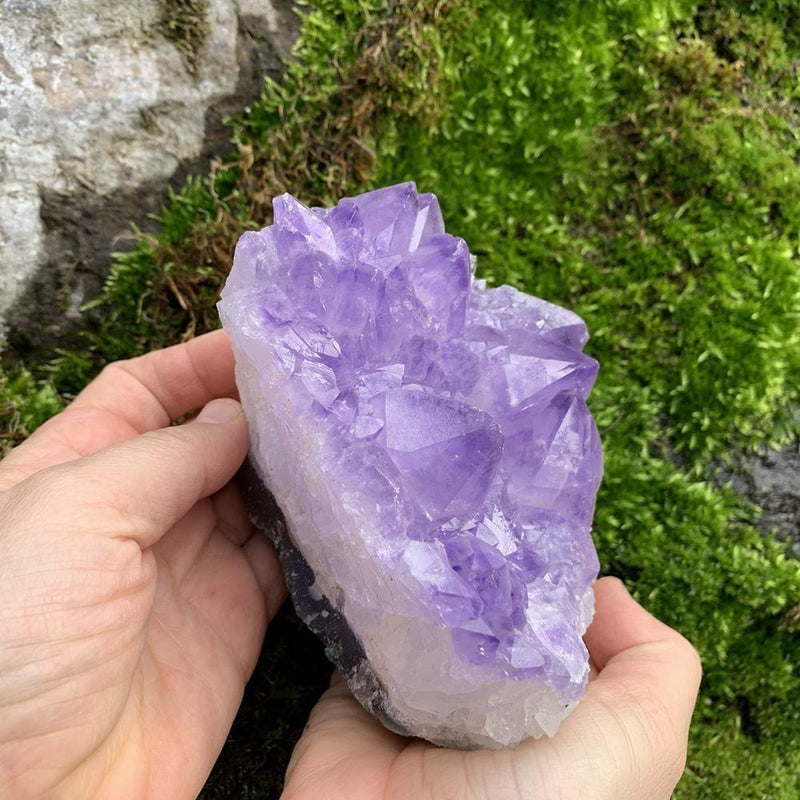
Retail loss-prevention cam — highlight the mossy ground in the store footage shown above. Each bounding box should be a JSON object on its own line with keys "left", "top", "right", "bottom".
{"left": 3, "top": 1, "right": 800, "bottom": 797}
{"left": 157, "top": 0, "right": 211, "bottom": 77}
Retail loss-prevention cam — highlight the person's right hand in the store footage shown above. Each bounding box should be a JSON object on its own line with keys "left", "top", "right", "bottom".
{"left": 0, "top": 331, "right": 285, "bottom": 799}
{"left": 282, "top": 576, "right": 702, "bottom": 800}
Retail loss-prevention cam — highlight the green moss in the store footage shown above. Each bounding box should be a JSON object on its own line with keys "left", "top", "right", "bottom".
{"left": 157, "top": 0, "right": 210, "bottom": 77}
{"left": 375, "top": 0, "right": 800, "bottom": 464}
{"left": 0, "top": 367, "right": 63, "bottom": 454}
{"left": 373, "top": 1, "right": 800, "bottom": 796}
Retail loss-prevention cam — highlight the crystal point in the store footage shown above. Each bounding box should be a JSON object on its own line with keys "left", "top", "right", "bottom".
{"left": 219, "top": 182, "right": 603, "bottom": 749}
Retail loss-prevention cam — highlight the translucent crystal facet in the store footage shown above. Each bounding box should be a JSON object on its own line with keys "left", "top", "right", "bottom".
{"left": 219, "top": 182, "right": 603, "bottom": 749}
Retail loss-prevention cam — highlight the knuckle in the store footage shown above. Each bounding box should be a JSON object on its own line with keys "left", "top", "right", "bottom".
{"left": 99, "top": 360, "right": 128, "bottom": 381}
{"left": 142, "top": 424, "right": 201, "bottom": 462}
{"left": 0, "top": 469, "right": 68, "bottom": 547}
{"left": 17, "top": 466, "right": 69, "bottom": 507}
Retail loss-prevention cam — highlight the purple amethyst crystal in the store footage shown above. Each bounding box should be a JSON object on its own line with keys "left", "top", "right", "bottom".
{"left": 219, "top": 182, "right": 602, "bottom": 749}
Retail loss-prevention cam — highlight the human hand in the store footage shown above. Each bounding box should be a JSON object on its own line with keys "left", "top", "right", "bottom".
{"left": 282, "top": 577, "right": 702, "bottom": 800}
{"left": 0, "top": 331, "right": 285, "bottom": 799}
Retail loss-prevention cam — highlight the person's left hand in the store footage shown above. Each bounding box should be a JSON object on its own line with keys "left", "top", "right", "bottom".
{"left": 0, "top": 331, "right": 285, "bottom": 799}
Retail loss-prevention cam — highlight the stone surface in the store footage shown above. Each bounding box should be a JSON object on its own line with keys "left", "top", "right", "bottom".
{"left": 719, "top": 429, "right": 800, "bottom": 557}
{"left": 219, "top": 183, "right": 603, "bottom": 749}
{"left": 0, "top": 0, "right": 299, "bottom": 347}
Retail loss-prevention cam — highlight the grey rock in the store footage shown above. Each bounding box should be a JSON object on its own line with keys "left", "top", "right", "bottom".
{"left": 721, "top": 436, "right": 800, "bottom": 557}
{"left": 0, "top": 0, "right": 299, "bottom": 350}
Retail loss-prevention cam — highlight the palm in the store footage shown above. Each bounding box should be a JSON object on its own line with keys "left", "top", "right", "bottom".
{"left": 283, "top": 578, "right": 701, "bottom": 800}
{"left": 282, "top": 674, "right": 612, "bottom": 800}
{"left": 0, "top": 332, "right": 284, "bottom": 799}
{"left": 108, "top": 500, "right": 269, "bottom": 797}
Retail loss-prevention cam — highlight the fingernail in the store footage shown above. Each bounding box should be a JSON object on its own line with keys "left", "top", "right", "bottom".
{"left": 196, "top": 398, "right": 242, "bottom": 424}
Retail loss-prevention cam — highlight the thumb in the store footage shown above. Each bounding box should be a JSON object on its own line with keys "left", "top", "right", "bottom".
{"left": 584, "top": 576, "right": 702, "bottom": 726}
{"left": 555, "top": 577, "right": 703, "bottom": 798}
{"left": 6, "top": 398, "right": 249, "bottom": 550}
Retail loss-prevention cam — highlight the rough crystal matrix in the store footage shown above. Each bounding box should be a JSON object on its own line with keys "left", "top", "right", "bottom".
{"left": 219, "top": 183, "right": 602, "bottom": 749}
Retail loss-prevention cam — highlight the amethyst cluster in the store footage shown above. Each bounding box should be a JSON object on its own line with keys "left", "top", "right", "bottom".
{"left": 219, "top": 183, "right": 602, "bottom": 749}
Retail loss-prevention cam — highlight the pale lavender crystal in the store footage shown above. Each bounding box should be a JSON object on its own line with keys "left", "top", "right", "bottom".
{"left": 219, "top": 182, "right": 602, "bottom": 749}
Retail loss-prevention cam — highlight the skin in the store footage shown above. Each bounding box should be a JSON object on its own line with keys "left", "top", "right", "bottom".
{"left": 282, "top": 579, "right": 702, "bottom": 800}
{"left": 0, "top": 331, "right": 701, "bottom": 800}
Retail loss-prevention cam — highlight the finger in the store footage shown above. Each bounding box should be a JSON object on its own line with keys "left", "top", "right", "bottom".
{"left": 242, "top": 533, "right": 286, "bottom": 618}
{"left": 212, "top": 481, "right": 256, "bottom": 546}
{"left": 584, "top": 577, "right": 666, "bottom": 668}
{"left": 0, "top": 330, "right": 237, "bottom": 490}
{"left": 584, "top": 577, "right": 702, "bottom": 718}
{"left": 210, "top": 478, "right": 286, "bottom": 617}
{"left": 72, "top": 328, "right": 238, "bottom": 432}
{"left": 542, "top": 576, "right": 703, "bottom": 798}
{"left": 209, "top": 478, "right": 287, "bottom": 616}
{"left": 7, "top": 398, "right": 249, "bottom": 550}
